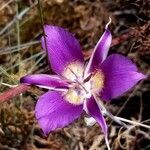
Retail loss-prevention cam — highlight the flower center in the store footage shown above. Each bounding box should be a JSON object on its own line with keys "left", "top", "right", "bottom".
{"left": 90, "top": 70, "right": 104, "bottom": 93}
{"left": 62, "top": 61, "right": 84, "bottom": 81}
{"left": 63, "top": 62, "right": 104, "bottom": 105}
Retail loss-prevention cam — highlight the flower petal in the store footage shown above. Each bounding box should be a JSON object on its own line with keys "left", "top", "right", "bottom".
{"left": 86, "top": 96, "right": 108, "bottom": 136}
{"left": 20, "top": 74, "right": 68, "bottom": 90}
{"left": 85, "top": 18, "right": 112, "bottom": 74}
{"left": 86, "top": 97, "right": 111, "bottom": 149}
{"left": 35, "top": 91, "right": 83, "bottom": 135}
{"left": 100, "top": 54, "right": 147, "bottom": 101}
{"left": 41, "top": 25, "right": 84, "bottom": 75}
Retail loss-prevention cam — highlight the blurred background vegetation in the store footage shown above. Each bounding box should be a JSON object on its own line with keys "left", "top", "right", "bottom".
{"left": 0, "top": 0, "right": 149, "bottom": 149}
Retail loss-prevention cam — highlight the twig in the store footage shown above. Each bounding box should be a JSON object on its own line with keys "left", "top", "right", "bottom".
{"left": 111, "top": 31, "right": 134, "bottom": 47}
{"left": 83, "top": 30, "right": 134, "bottom": 59}
{"left": 115, "top": 116, "right": 150, "bottom": 129}
{"left": 109, "top": 80, "right": 144, "bottom": 126}
{"left": 28, "top": 53, "right": 45, "bottom": 73}
{"left": 93, "top": 94, "right": 128, "bottom": 128}
{"left": 37, "top": 0, "right": 49, "bottom": 64}
{"left": 16, "top": 1, "right": 21, "bottom": 73}
{"left": 0, "top": 51, "right": 44, "bottom": 75}
{"left": 0, "top": 41, "right": 40, "bottom": 55}
{"left": 0, "top": 66, "right": 17, "bottom": 84}
{"left": 0, "top": 0, "right": 13, "bottom": 11}
{"left": 0, "top": 7, "right": 30, "bottom": 36}
{"left": 0, "top": 0, "right": 38, "bottom": 36}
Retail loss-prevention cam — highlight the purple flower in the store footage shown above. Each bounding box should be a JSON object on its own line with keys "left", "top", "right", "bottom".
{"left": 20, "top": 19, "right": 146, "bottom": 145}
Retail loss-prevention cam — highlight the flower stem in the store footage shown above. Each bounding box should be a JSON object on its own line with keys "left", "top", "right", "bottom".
{"left": 0, "top": 84, "right": 30, "bottom": 103}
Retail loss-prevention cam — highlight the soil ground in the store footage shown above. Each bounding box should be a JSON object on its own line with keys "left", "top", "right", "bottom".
{"left": 0, "top": 0, "right": 150, "bottom": 150}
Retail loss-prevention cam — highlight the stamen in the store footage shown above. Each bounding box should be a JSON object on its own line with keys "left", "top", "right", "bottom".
{"left": 36, "top": 85, "right": 68, "bottom": 92}
{"left": 83, "top": 73, "right": 92, "bottom": 83}
{"left": 74, "top": 79, "right": 88, "bottom": 94}
{"left": 68, "top": 67, "right": 79, "bottom": 79}
{"left": 66, "top": 64, "right": 90, "bottom": 94}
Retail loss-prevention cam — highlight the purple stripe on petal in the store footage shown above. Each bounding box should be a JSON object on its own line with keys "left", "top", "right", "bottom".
{"left": 20, "top": 74, "right": 68, "bottom": 89}
{"left": 85, "top": 18, "right": 112, "bottom": 74}
{"left": 86, "top": 96, "right": 108, "bottom": 136}
{"left": 41, "top": 25, "right": 84, "bottom": 75}
{"left": 35, "top": 91, "right": 83, "bottom": 135}
{"left": 100, "top": 54, "right": 147, "bottom": 101}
